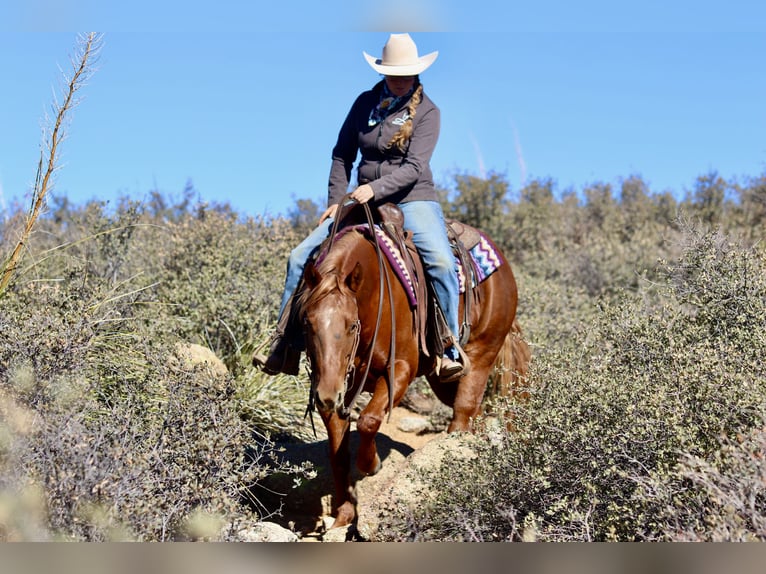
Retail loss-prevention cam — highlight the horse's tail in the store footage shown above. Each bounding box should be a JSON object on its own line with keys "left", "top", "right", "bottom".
{"left": 486, "top": 318, "right": 531, "bottom": 401}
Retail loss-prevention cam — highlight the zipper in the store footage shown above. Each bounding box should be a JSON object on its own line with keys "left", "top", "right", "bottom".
{"left": 375, "top": 120, "right": 384, "bottom": 149}
{"left": 375, "top": 121, "right": 384, "bottom": 180}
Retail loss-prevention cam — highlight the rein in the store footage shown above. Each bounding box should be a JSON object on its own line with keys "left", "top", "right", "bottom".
{"left": 314, "top": 196, "right": 397, "bottom": 422}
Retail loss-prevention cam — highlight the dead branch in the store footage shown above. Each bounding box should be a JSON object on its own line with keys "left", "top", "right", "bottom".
{"left": 0, "top": 32, "right": 103, "bottom": 296}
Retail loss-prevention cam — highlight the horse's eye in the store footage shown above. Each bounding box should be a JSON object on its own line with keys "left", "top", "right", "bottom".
{"left": 349, "top": 323, "right": 358, "bottom": 332}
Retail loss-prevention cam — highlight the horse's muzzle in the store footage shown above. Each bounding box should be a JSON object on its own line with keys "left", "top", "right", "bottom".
{"left": 314, "top": 388, "right": 348, "bottom": 417}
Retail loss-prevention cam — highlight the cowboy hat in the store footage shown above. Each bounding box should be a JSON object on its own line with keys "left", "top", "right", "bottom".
{"left": 363, "top": 33, "right": 438, "bottom": 76}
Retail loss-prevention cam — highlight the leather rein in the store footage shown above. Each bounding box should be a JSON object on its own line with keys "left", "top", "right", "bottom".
{"left": 306, "top": 196, "right": 397, "bottom": 423}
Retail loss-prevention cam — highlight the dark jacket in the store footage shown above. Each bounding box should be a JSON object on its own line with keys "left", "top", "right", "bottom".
{"left": 327, "top": 80, "right": 440, "bottom": 207}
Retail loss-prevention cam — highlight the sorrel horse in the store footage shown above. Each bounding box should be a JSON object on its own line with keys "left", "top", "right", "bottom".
{"left": 295, "top": 200, "right": 529, "bottom": 529}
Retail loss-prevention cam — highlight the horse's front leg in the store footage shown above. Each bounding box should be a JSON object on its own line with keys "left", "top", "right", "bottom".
{"left": 356, "top": 359, "right": 413, "bottom": 476}
{"left": 319, "top": 410, "right": 355, "bottom": 528}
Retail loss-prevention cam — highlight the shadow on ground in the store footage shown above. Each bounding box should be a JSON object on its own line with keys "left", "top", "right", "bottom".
{"left": 252, "top": 429, "right": 417, "bottom": 537}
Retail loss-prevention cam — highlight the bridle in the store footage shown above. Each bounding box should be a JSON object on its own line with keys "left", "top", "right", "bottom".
{"left": 305, "top": 195, "right": 397, "bottom": 427}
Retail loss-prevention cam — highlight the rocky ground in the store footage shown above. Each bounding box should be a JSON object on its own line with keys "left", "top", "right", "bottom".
{"left": 181, "top": 345, "right": 465, "bottom": 543}
{"left": 249, "top": 382, "right": 464, "bottom": 542}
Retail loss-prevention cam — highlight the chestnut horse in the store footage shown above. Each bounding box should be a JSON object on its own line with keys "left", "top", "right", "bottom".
{"left": 296, "top": 202, "right": 529, "bottom": 529}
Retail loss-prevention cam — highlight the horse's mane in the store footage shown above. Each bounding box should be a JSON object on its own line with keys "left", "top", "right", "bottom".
{"left": 296, "top": 230, "right": 364, "bottom": 317}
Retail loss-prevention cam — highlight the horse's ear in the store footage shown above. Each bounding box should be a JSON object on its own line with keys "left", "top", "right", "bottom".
{"left": 304, "top": 260, "right": 321, "bottom": 289}
{"left": 346, "top": 261, "right": 363, "bottom": 292}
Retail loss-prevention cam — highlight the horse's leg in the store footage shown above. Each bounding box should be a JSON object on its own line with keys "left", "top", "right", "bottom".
{"left": 355, "top": 359, "right": 414, "bottom": 476}
{"left": 448, "top": 358, "right": 495, "bottom": 432}
{"left": 319, "top": 410, "right": 355, "bottom": 528}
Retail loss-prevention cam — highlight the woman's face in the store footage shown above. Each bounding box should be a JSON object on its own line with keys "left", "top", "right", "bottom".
{"left": 385, "top": 75, "right": 416, "bottom": 97}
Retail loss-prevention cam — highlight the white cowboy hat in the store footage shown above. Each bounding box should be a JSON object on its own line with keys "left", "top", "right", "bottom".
{"left": 363, "top": 33, "right": 438, "bottom": 76}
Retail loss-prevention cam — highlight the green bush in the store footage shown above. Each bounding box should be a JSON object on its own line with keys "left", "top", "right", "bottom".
{"left": 3, "top": 169, "right": 766, "bottom": 541}
{"left": 150, "top": 205, "right": 299, "bottom": 369}
{"left": 645, "top": 424, "right": 766, "bottom": 541}
{"left": 377, "top": 224, "right": 766, "bottom": 541}
{"left": 0, "top": 195, "right": 312, "bottom": 540}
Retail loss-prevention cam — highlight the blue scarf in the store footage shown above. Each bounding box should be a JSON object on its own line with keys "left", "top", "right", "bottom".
{"left": 368, "top": 82, "right": 414, "bottom": 127}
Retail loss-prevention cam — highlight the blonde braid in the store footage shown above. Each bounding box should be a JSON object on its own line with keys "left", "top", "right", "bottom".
{"left": 387, "top": 83, "right": 423, "bottom": 152}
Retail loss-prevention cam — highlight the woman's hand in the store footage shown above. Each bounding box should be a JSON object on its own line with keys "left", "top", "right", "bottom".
{"left": 319, "top": 204, "right": 338, "bottom": 224}
{"left": 319, "top": 184, "right": 373, "bottom": 225}
{"left": 350, "top": 184, "right": 374, "bottom": 205}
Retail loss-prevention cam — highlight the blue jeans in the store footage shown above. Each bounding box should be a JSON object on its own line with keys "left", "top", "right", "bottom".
{"left": 278, "top": 200, "right": 460, "bottom": 344}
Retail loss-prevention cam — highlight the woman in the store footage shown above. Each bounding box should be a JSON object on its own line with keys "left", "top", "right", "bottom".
{"left": 255, "top": 33, "right": 468, "bottom": 382}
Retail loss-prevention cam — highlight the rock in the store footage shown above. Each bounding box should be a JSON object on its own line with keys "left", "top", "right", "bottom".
{"left": 229, "top": 521, "right": 298, "bottom": 542}
{"left": 354, "top": 432, "right": 479, "bottom": 541}
{"left": 397, "top": 416, "right": 429, "bottom": 434}
{"left": 321, "top": 524, "right": 353, "bottom": 542}
{"left": 172, "top": 342, "right": 229, "bottom": 379}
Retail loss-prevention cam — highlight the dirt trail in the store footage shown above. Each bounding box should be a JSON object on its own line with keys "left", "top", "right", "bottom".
{"left": 374, "top": 404, "right": 439, "bottom": 449}
{"left": 262, "top": 389, "right": 448, "bottom": 540}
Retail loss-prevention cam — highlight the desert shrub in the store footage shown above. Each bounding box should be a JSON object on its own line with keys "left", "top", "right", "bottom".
{"left": 150, "top": 204, "right": 300, "bottom": 370}
{"left": 8, "top": 193, "right": 300, "bottom": 371}
{"left": 643, "top": 425, "right": 766, "bottom": 541}
{"left": 727, "top": 174, "right": 766, "bottom": 244}
{"left": 512, "top": 268, "right": 599, "bottom": 352}
{"left": 491, "top": 177, "right": 686, "bottom": 316}
{"left": 0, "top": 257, "right": 299, "bottom": 541}
{"left": 0, "top": 195, "right": 312, "bottom": 540}
{"left": 5, "top": 353, "right": 263, "bottom": 541}
{"left": 378, "top": 224, "right": 766, "bottom": 541}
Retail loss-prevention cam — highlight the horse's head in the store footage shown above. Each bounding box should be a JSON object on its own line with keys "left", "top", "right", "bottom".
{"left": 300, "top": 252, "right": 365, "bottom": 417}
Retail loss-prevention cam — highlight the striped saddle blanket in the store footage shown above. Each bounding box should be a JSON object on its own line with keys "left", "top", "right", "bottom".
{"left": 336, "top": 223, "right": 502, "bottom": 307}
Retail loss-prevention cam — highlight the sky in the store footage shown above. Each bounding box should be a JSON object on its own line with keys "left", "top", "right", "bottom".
{"left": 1, "top": 1, "right": 765, "bottom": 220}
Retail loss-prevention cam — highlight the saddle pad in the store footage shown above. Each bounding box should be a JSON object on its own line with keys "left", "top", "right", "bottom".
{"left": 467, "top": 235, "right": 503, "bottom": 285}
{"left": 336, "top": 225, "right": 419, "bottom": 307}
{"left": 335, "top": 225, "right": 502, "bottom": 304}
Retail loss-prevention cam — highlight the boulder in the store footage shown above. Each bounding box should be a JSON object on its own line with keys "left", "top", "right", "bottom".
{"left": 354, "top": 432, "right": 478, "bottom": 541}
{"left": 172, "top": 342, "right": 229, "bottom": 379}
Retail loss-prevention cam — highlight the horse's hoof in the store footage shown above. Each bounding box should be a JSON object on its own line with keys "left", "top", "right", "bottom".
{"left": 331, "top": 501, "right": 356, "bottom": 530}
{"left": 358, "top": 453, "right": 382, "bottom": 477}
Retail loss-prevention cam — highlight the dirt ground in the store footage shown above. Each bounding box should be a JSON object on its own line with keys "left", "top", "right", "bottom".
{"left": 305, "top": 404, "right": 442, "bottom": 541}
{"left": 375, "top": 403, "right": 439, "bottom": 450}
{"left": 261, "top": 384, "right": 450, "bottom": 540}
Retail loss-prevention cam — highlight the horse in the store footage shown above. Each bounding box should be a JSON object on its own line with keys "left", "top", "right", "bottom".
{"left": 295, "top": 200, "right": 529, "bottom": 529}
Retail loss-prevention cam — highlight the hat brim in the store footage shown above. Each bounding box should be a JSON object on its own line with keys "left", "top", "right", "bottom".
{"left": 363, "top": 50, "right": 438, "bottom": 76}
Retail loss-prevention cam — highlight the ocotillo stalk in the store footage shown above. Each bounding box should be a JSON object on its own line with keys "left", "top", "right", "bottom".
{"left": 0, "top": 32, "right": 102, "bottom": 296}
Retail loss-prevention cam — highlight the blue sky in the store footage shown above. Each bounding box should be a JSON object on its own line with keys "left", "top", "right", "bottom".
{"left": 1, "top": 1, "right": 764, "bottom": 219}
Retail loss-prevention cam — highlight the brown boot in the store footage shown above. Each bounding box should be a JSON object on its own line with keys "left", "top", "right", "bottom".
{"left": 438, "top": 356, "right": 465, "bottom": 383}
{"left": 438, "top": 343, "right": 471, "bottom": 383}
{"left": 253, "top": 335, "right": 301, "bottom": 376}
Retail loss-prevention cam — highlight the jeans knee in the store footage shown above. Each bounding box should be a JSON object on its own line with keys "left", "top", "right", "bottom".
{"left": 428, "top": 253, "right": 456, "bottom": 276}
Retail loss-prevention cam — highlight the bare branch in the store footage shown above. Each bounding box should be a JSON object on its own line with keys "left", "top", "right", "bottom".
{"left": 0, "top": 32, "right": 103, "bottom": 296}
